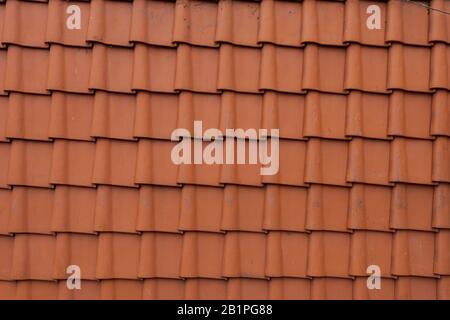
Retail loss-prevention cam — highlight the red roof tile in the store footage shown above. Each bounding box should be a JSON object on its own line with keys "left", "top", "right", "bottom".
{"left": 86, "top": 0, "right": 132, "bottom": 47}
{"left": 258, "top": 0, "right": 302, "bottom": 47}
{"left": 0, "top": 0, "right": 449, "bottom": 300}
{"left": 2, "top": 0, "right": 48, "bottom": 48}
{"left": 46, "top": 0, "right": 90, "bottom": 47}
{"left": 6, "top": 93, "right": 51, "bottom": 141}
{"left": 130, "top": 0, "right": 175, "bottom": 47}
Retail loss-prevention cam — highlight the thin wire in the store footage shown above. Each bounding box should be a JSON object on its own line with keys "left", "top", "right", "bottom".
{"left": 402, "top": 0, "right": 450, "bottom": 15}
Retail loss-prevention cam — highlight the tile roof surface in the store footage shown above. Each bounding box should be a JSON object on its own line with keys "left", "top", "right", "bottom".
{"left": 0, "top": 0, "right": 449, "bottom": 300}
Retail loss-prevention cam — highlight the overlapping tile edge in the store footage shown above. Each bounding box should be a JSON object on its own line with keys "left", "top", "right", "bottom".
{"left": 0, "top": 0, "right": 449, "bottom": 300}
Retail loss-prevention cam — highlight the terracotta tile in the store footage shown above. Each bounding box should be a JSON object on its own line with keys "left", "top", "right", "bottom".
{"left": 0, "top": 49, "right": 6, "bottom": 95}
{"left": 306, "top": 184, "right": 349, "bottom": 232}
{"left": 310, "top": 278, "right": 353, "bottom": 300}
{"left": 305, "top": 138, "right": 350, "bottom": 186}
{"left": 0, "top": 3, "right": 5, "bottom": 48}
{"left": 100, "top": 280, "right": 143, "bottom": 300}
{"left": 143, "top": 279, "right": 184, "bottom": 300}
{"left": 53, "top": 233, "right": 98, "bottom": 280}
{"left": 0, "top": 281, "right": 15, "bottom": 299}
{"left": 136, "top": 185, "right": 181, "bottom": 233}
{"left": 262, "top": 184, "right": 308, "bottom": 232}
{"left": 219, "top": 92, "right": 262, "bottom": 138}
{"left": 216, "top": 0, "right": 260, "bottom": 47}
{"left": 387, "top": 44, "right": 431, "bottom": 93}
{"left": 5, "top": 93, "right": 51, "bottom": 141}
{"left": 87, "top": 0, "right": 132, "bottom": 47}
{"left": 220, "top": 138, "right": 263, "bottom": 186}
{"left": 223, "top": 231, "right": 266, "bottom": 279}
{"left": 91, "top": 92, "right": 136, "bottom": 140}
{"left": 388, "top": 91, "right": 432, "bottom": 139}
{"left": 348, "top": 184, "right": 391, "bottom": 231}
{"left": 261, "top": 139, "right": 306, "bottom": 186}
{"left": 49, "top": 93, "right": 94, "bottom": 141}
{"left": 227, "top": 278, "right": 269, "bottom": 300}
{"left": 302, "top": 44, "right": 346, "bottom": 93}
{"left": 432, "top": 137, "right": 450, "bottom": 183}
{"left": 0, "top": 189, "right": 11, "bottom": 235}
{"left": 94, "top": 185, "right": 139, "bottom": 233}
{"left": 0, "top": 142, "right": 10, "bottom": 189}
{"left": 430, "top": 43, "right": 450, "bottom": 90}
{"left": 48, "top": 45, "right": 92, "bottom": 93}
{"left": 435, "top": 230, "right": 450, "bottom": 275}
{"left": 136, "top": 139, "right": 179, "bottom": 186}
{"left": 180, "top": 232, "right": 224, "bottom": 279}
{"left": 353, "top": 277, "right": 395, "bottom": 300}
{"left": 349, "top": 230, "right": 392, "bottom": 277}
{"left": 51, "top": 186, "right": 96, "bottom": 234}
{"left": 343, "top": 0, "right": 387, "bottom": 46}
{"left": 304, "top": 92, "right": 347, "bottom": 140}
{"left": 433, "top": 183, "right": 450, "bottom": 229}
{"left": 347, "top": 138, "right": 391, "bottom": 186}
{"left": 346, "top": 92, "right": 389, "bottom": 139}
{"left": 179, "top": 91, "right": 221, "bottom": 139}
{"left": 0, "top": 97, "right": 8, "bottom": 141}
{"left": 179, "top": 185, "right": 223, "bottom": 233}
{"left": 89, "top": 44, "right": 134, "bottom": 93}
{"left": 134, "top": 92, "right": 178, "bottom": 140}
{"left": 390, "top": 183, "right": 434, "bottom": 231}
{"left": 4, "top": 46, "right": 49, "bottom": 94}
{"left": 345, "top": 44, "right": 389, "bottom": 93}
{"left": 175, "top": 44, "right": 219, "bottom": 93}
{"left": 0, "top": 235, "right": 13, "bottom": 280}
{"left": 173, "top": 0, "right": 218, "bottom": 47}
{"left": 15, "top": 281, "right": 58, "bottom": 300}
{"left": 221, "top": 185, "right": 264, "bottom": 232}
{"left": 301, "top": 0, "right": 344, "bottom": 46}
{"left": 431, "top": 90, "right": 450, "bottom": 137}
{"left": 46, "top": 0, "right": 90, "bottom": 47}
{"left": 389, "top": 137, "right": 433, "bottom": 185}
{"left": 50, "top": 140, "right": 95, "bottom": 187}
{"left": 132, "top": 43, "right": 177, "bottom": 93}
{"left": 130, "top": 0, "right": 175, "bottom": 47}
{"left": 10, "top": 234, "right": 55, "bottom": 280}
{"left": 385, "top": 0, "right": 430, "bottom": 46}
{"left": 395, "top": 277, "right": 437, "bottom": 300}
{"left": 429, "top": 0, "right": 450, "bottom": 43}
{"left": 259, "top": 44, "right": 304, "bottom": 93}
{"left": 217, "top": 44, "right": 261, "bottom": 93}
{"left": 258, "top": 0, "right": 302, "bottom": 46}
{"left": 392, "top": 230, "right": 435, "bottom": 277}
{"left": 8, "top": 186, "right": 53, "bottom": 234}
{"left": 184, "top": 279, "right": 227, "bottom": 300}
{"left": 438, "top": 276, "right": 450, "bottom": 300}
{"left": 177, "top": 139, "right": 222, "bottom": 187}
{"left": 92, "top": 138, "right": 138, "bottom": 187}
{"left": 269, "top": 278, "right": 311, "bottom": 300}
{"left": 262, "top": 92, "right": 305, "bottom": 140}
{"left": 138, "top": 232, "right": 183, "bottom": 279}
{"left": 265, "top": 231, "right": 308, "bottom": 278}
{"left": 307, "top": 231, "right": 350, "bottom": 278}
{"left": 2, "top": 0, "right": 48, "bottom": 48}
{"left": 8, "top": 140, "right": 52, "bottom": 188}
{"left": 96, "top": 233, "right": 141, "bottom": 279}
{"left": 58, "top": 280, "right": 101, "bottom": 300}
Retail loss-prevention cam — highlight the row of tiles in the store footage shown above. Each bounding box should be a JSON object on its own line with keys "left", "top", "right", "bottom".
{"left": 4, "top": 136, "right": 450, "bottom": 187}
{"left": 0, "top": 182, "right": 449, "bottom": 234}
{"left": 0, "top": 42, "right": 449, "bottom": 95}
{"left": 0, "top": 0, "right": 449, "bottom": 49}
{"left": 1, "top": 276, "right": 449, "bottom": 300}
{"left": 1, "top": 90, "right": 450, "bottom": 142}
{"left": 0, "top": 229, "right": 448, "bottom": 280}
